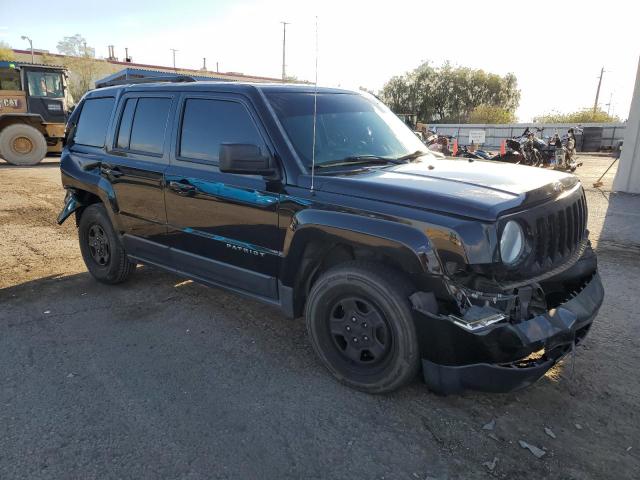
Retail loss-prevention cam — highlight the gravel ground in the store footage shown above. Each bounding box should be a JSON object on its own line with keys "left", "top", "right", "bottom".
{"left": 0, "top": 155, "right": 638, "bottom": 479}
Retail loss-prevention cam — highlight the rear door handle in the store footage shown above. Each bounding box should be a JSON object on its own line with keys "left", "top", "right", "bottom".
{"left": 100, "top": 164, "right": 123, "bottom": 178}
{"left": 168, "top": 180, "right": 197, "bottom": 195}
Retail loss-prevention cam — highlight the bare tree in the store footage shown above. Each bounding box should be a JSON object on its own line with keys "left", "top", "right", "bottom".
{"left": 55, "top": 35, "right": 107, "bottom": 100}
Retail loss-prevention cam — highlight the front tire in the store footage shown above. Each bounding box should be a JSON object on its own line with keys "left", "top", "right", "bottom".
{"left": 78, "top": 204, "right": 135, "bottom": 284}
{"left": 0, "top": 124, "right": 48, "bottom": 166}
{"left": 305, "top": 261, "right": 420, "bottom": 393}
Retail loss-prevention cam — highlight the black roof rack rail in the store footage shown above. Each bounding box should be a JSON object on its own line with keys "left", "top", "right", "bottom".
{"left": 98, "top": 75, "right": 197, "bottom": 88}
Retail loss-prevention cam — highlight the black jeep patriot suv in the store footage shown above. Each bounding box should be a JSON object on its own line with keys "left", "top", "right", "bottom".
{"left": 58, "top": 81, "right": 604, "bottom": 394}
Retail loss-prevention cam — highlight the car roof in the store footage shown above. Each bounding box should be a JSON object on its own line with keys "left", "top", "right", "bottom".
{"left": 85, "top": 81, "right": 359, "bottom": 98}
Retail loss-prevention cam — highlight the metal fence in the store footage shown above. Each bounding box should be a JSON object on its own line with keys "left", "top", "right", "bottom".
{"left": 426, "top": 123, "right": 626, "bottom": 151}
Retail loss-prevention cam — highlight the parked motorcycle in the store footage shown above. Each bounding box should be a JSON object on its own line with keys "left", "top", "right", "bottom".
{"left": 424, "top": 130, "right": 454, "bottom": 156}
{"left": 552, "top": 127, "right": 583, "bottom": 172}
{"left": 520, "top": 128, "right": 545, "bottom": 166}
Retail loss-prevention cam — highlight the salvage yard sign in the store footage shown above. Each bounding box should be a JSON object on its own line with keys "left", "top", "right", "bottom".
{"left": 469, "top": 130, "right": 486, "bottom": 144}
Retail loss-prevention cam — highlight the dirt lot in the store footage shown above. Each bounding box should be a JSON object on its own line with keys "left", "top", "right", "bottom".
{"left": 0, "top": 156, "right": 638, "bottom": 479}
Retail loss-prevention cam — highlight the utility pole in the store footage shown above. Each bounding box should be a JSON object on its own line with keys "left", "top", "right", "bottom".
{"left": 280, "top": 21, "right": 290, "bottom": 81}
{"left": 606, "top": 92, "right": 613, "bottom": 116}
{"left": 21, "top": 35, "right": 34, "bottom": 63}
{"left": 593, "top": 66, "right": 604, "bottom": 113}
{"left": 170, "top": 48, "right": 178, "bottom": 71}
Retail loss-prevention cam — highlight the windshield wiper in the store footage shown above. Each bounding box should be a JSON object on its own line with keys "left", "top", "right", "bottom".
{"left": 309, "top": 155, "right": 401, "bottom": 170}
{"left": 308, "top": 151, "right": 430, "bottom": 171}
{"left": 393, "top": 150, "right": 429, "bottom": 162}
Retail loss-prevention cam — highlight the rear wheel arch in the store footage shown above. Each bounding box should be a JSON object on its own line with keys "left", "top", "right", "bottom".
{"left": 73, "top": 190, "right": 103, "bottom": 225}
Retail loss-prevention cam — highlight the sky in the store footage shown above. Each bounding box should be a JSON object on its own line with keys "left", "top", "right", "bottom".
{"left": 1, "top": 0, "right": 639, "bottom": 121}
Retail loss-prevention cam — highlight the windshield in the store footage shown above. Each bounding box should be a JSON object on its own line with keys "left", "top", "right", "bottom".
{"left": 27, "top": 71, "right": 64, "bottom": 98}
{"left": 266, "top": 91, "right": 426, "bottom": 168}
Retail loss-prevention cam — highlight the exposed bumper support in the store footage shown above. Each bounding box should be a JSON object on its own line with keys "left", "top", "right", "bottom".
{"left": 56, "top": 190, "right": 83, "bottom": 225}
{"left": 415, "top": 271, "right": 604, "bottom": 394}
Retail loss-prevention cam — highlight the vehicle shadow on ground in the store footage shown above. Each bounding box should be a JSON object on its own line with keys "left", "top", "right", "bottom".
{"left": 0, "top": 264, "right": 570, "bottom": 402}
{"left": 2, "top": 264, "right": 635, "bottom": 478}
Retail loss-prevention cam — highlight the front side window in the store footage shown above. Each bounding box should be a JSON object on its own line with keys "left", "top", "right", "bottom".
{"left": 179, "top": 98, "right": 265, "bottom": 163}
{"left": 73, "top": 97, "right": 115, "bottom": 148}
{"left": 27, "top": 71, "right": 64, "bottom": 98}
{"left": 266, "top": 92, "right": 426, "bottom": 167}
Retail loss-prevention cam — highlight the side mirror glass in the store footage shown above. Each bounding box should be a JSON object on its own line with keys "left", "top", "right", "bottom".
{"left": 219, "top": 144, "right": 275, "bottom": 176}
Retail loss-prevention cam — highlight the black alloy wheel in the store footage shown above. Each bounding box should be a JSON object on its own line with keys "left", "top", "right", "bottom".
{"left": 328, "top": 296, "right": 391, "bottom": 367}
{"left": 87, "top": 224, "right": 111, "bottom": 266}
{"left": 78, "top": 204, "right": 135, "bottom": 284}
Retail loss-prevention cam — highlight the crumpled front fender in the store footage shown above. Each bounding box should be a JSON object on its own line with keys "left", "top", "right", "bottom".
{"left": 56, "top": 190, "right": 84, "bottom": 225}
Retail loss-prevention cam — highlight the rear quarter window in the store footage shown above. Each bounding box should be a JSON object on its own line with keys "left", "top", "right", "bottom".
{"left": 73, "top": 97, "right": 115, "bottom": 148}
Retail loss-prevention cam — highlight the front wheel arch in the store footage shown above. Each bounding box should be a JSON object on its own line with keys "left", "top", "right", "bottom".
{"left": 305, "top": 260, "right": 421, "bottom": 393}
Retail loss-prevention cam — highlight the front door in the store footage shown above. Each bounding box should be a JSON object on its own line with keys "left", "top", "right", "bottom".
{"left": 164, "top": 94, "right": 282, "bottom": 299}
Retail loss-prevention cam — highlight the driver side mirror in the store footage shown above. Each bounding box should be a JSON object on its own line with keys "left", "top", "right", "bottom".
{"left": 219, "top": 144, "right": 275, "bottom": 176}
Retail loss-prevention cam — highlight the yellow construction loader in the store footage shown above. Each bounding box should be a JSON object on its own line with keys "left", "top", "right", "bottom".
{"left": 0, "top": 61, "right": 72, "bottom": 165}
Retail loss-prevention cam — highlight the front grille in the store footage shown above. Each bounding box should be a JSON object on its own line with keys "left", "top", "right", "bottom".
{"left": 532, "top": 189, "right": 588, "bottom": 269}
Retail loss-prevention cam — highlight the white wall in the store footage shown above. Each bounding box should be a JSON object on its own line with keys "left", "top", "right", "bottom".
{"left": 613, "top": 58, "right": 640, "bottom": 194}
{"left": 427, "top": 123, "right": 626, "bottom": 150}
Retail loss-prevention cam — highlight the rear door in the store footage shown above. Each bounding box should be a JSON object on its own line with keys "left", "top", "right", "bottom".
{"left": 164, "top": 93, "right": 282, "bottom": 299}
{"left": 101, "top": 93, "right": 176, "bottom": 262}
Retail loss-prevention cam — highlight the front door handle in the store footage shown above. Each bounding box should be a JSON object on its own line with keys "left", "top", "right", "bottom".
{"left": 168, "top": 180, "right": 197, "bottom": 195}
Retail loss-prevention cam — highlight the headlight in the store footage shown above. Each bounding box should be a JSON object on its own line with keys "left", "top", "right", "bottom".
{"left": 500, "top": 220, "right": 524, "bottom": 265}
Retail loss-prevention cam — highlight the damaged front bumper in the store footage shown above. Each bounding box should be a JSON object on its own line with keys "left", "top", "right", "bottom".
{"left": 414, "top": 271, "right": 604, "bottom": 394}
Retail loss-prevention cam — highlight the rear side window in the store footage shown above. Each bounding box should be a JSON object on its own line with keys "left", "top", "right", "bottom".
{"left": 179, "top": 99, "right": 265, "bottom": 163}
{"left": 74, "top": 97, "right": 115, "bottom": 148}
{"left": 129, "top": 98, "right": 171, "bottom": 154}
{"left": 116, "top": 98, "right": 137, "bottom": 149}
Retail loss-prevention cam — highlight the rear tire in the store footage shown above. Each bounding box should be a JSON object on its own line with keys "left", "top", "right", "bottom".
{"left": 0, "top": 124, "right": 48, "bottom": 166}
{"left": 78, "top": 204, "right": 135, "bottom": 284}
{"left": 305, "top": 261, "right": 420, "bottom": 394}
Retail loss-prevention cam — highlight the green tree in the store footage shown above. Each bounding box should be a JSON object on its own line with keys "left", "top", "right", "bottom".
{"left": 0, "top": 41, "right": 15, "bottom": 61}
{"left": 468, "top": 104, "right": 516, "bottom": 124}
{"left": 533, "top": 109, "right": 620, "bottom": 123}
{"left": 379, "top": 62, "right": 520, "bottom": 124}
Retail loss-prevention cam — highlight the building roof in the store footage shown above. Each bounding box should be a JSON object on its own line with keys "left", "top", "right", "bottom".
{"left": 11, "top": 49, "right": 281, "bottom": 83}
{"left": 94, "top": 67, "right": 264, "bottom": 88}
{"left": 0, "top": 60, "right": 66, "bottom": 70}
